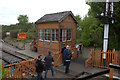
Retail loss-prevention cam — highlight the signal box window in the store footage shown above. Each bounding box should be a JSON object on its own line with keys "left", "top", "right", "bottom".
{"left": 67, "top": 29, "right": 72, "bottom": 41}
{"left": 45, "top": 29, "right": 50, "bottom": 41}
{"left": 39, "top": 29, "right": 44, "bottom": 40}
{"left": 52, "top": 29, "right": 58, "bottom": 41}
{"left": 62, "top": 29, "right": 66, "bottom": 42}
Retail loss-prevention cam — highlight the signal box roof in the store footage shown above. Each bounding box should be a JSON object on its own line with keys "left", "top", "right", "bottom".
{"left": 35, "top": 11, "right": 78, "bottom": 24}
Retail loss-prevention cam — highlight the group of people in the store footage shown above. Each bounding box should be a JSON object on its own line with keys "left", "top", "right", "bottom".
{"left": 35, "top": 45, "right": 72, "bottom": 80}
{"left": 35, "top": 51, "right": 54, "bottom": 80}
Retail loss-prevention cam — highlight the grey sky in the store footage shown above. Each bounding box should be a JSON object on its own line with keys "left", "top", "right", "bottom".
{"left": 0, "top": 0, "right": 90, "bottom": 25}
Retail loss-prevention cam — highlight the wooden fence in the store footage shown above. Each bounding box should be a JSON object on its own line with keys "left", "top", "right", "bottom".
{"left": 52, "top": 48, "right": 77, "bottom": 66}
{"left": 85, "top": 49, "right": 120, "bottom": 68}
{"left": 3, "top": 58, "right": 37, "bottom": 79}
{"left": 52, "top": 51, "right": 63, "bottom": 67}
{"left": 2, "top": 51, "right": 65, "bottom": 79}
{"left": 2, "top": 48, "right": 77, "bottom": 79}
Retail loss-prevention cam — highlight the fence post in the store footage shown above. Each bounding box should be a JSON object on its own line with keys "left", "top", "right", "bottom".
{"left": 91, "top": 49, "right": 94, "bottom": 67}
{"left": 109, "top": 68, "right": 114, "bottom": 80}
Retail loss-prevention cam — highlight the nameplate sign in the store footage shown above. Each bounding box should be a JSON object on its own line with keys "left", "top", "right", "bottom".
{"left": 42, "top": 42, "right": 52, "bottom": 45}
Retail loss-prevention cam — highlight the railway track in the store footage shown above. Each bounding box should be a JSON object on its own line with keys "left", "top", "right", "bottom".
{"left": 1, "top": 51, "right": 22, "bottom": 64}
{"left": 0, "top": 40, "right": 33, "bottom": 65}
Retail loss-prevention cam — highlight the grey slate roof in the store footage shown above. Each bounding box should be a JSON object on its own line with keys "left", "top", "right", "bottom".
{"left": 35, "top": 11, "right": 78, "bottom": 24}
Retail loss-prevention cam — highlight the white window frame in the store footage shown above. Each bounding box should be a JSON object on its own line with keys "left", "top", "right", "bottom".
{"left": 52, "top": 29, "right": 58, "bottom": 42}
{"left": 39, "top": 29, "right": 44, "bottom": 41}
{"left": 44, "top": 29, "right": 51, "bottom": 41}
{"left": 67, "top": 29, "right": 72, "bottom": 41}
{"left": 62, "top": 29, "right": 66, "bottom": 42}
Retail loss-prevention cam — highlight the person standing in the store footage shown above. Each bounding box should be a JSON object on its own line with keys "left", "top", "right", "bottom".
{"left": 35, "top": 55, "right": 45, "bottom": 80}
{"left": 44, "top": 51, "right": 54, "bottom": 79}
{"left": 63, "top": 45, "right": 72, "bottom": 74}
{"left": 62, "top": 46, "right": 66, "bottom": 65}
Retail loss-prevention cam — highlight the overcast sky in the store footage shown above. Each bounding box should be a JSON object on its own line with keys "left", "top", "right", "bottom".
{"left": 0, "top": 0, "right": 90, "bottom": 25}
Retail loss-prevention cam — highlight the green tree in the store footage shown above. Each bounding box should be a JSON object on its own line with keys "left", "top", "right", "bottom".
{"left": 76, "top": 15, "right": 103, "bottom": 47}
{"left": 2, "top": 15, "right": 37, "bottom": 40}
{"left": 87, "top": 2, "right": 120, "bottom": 49}
{"left": 27, "top": 23, "right": 37, "bottom": 39}
{"left": 76, "top": 15, "right": 82, "bottom": 43}
{"left": 17, "top": 15, "right": 28, "bottom": 24}
{"left": 1, "top": 25, "right": 11, "bottom": 39}
{"left": 17, "top": 15, "right": 29, "bottom": 32}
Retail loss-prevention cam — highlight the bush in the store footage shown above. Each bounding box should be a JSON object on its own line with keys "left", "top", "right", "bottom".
{"left": 10, "top": 29, "right": 19, "bottom": 38}
{"left": 0, "top": 60, "right": 8, "bottom": 79}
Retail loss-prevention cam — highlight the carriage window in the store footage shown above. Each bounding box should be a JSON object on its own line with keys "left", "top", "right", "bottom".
{"left": 52, "top": 29, "right": 58, "bottom": 41}
{"left": 45, "top": 29, "right": 50, "bottom": 41}
{"left": 67, "top": 29, "right": 72, "bottom": 41}
{"left": 39, "top": 29, "right": 44, "bottom": 40}
{"left": 62, "top": 29, "right": 66, "bottom": 42}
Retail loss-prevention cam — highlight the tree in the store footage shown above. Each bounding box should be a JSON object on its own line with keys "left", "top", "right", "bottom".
{"left": 81, "top": 16, "right": 103, "bottom": 47}
{"left": 1, "top": 14, "right": 37, "bottom": 41}
{"left": 17, "top": 15, "right": 28, "bottom": 24}
{"left": 87, "top": 2, "right": 120, "bottom": 49}
{"left": 76, "top": 15, "right": 82, "bottom": 43}
{"left": 17, "top": 15, "right": 30, "bottom": 32}
{"left": 76, "top": 15, "right": 103, "bottom": 47}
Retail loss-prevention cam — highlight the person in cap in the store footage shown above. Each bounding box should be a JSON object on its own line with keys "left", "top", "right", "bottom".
{"left": 63, "top": 45, "right": 72, "bottom": 74}
{"left": 44, "top": 51, "right": 54, "bottom": 79}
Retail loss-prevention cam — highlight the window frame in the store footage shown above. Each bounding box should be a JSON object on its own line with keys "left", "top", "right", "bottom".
{"left": 52, "top": 29, "right": 58, "bottom": 42}
{"left": 39, "top": 29, "right": 44, "bottom": 41}
{"left": 67, "top": 29, "right": 72, "bottom": 41}
{"left": 62, "top": 29, "right": 66, "bottom": 42}
{"left": 44, "top": 29, "right": 51, "bottom": 41}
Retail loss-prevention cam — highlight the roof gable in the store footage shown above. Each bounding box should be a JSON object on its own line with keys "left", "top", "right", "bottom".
{"left": 35, "top": 11, "right": 78, "bottom": 24}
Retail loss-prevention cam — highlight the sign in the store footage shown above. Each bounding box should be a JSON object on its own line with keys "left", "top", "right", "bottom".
{"left": 42, "top": 42, "right": 52, "bottom": 45}
{"left": 6, "top": 32, "right": 10, "bottom": 36}
{"left": 17, "top": 33, "right": 27, "bottom": 39}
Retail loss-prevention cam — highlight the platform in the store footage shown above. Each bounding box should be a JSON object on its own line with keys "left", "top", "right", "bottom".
{"left": 15, "top": 49, "right": 120, "bottom": 79}
{"left": 15, "top": 49, "right": 112, "bottom": 79}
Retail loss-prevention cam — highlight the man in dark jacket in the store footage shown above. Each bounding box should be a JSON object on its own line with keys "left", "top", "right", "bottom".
{"left": 44, "top": 51, "right": 54, "bottom": 79}
{"left": 63, "top": 45, "right": 72, "bottom": 74}
{"left": 36, "top": 55, "right": 45, "bottom": 80}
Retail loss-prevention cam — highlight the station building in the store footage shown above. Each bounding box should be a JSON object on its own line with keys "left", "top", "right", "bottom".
{"left": 35, "top": 11, "right": 78, "bottom": 57}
